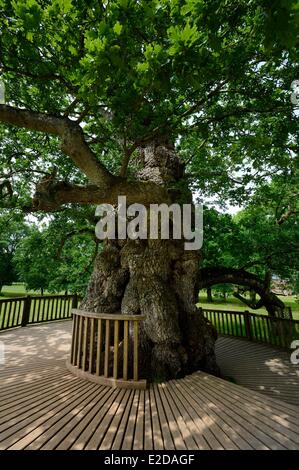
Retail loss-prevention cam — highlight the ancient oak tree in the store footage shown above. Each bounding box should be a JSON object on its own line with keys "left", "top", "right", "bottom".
{"left": 0, "top": 1, "right": 297, "bottom": 379}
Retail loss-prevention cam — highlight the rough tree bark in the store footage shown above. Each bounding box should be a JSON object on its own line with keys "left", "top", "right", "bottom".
{"left": 80, "top": 139, "right": 219, "bottom": 381}
{"left": 0, "top": 104, "right": 219, "bottom": 381}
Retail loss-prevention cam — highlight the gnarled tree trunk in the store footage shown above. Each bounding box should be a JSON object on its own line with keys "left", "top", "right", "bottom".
{"left": 80, "top": 139, "right": 219, "bottom": 381}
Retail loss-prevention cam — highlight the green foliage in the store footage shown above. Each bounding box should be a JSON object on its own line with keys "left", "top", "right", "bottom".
{"left": 0, "top": 0, "right": 297, "bottom": 205}
{"left": 202, "top": 175, "right": 299, "bottom": 284}
{"left": 13, "top": 229, "right": 52, "bottom": 292}
{"left": 0, "top": 0, "right": 298, "bottom": 293}
{"left": 0, "top": 212, "right": 29, "bottom": 289}
{"left": 13, "top": 208, "right": 99, "bottom": 295}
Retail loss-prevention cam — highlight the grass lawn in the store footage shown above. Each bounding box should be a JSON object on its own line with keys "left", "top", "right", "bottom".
{"left": 0, "top": 284, "right": 59, "bottom": 299}
{"left": 1, "top": 284, "right": 299, "bottom": 320}
{"left": 0, "top": 285, "right": 74, "bottom": 328}
{"left": 198, "top": 293, "right": 299, "bottom": 320}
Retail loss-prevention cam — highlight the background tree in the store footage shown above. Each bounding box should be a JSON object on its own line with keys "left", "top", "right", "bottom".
{"left": 13, "top": 208, "right": 100, "bottom": 295}
{"left": 199, "top": 177, "right": 299, "bottom": 316}
{"left": 0, "top": 212, "right": 29, "bottom": 292}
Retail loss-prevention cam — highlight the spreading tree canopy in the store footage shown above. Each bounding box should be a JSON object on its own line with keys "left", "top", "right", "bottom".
{"left": 0, "top": 0, "right": 298, "bottom": 211}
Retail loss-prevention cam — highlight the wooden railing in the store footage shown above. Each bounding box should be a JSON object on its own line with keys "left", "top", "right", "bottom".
{"left": 203, "top": 308, "right": 299, "bottom": 349}
{"left": 0, "top": 294, "right": 79, "bottom": 331}
{"left": 67, "top": 309, "right": 146, "bottom": 390}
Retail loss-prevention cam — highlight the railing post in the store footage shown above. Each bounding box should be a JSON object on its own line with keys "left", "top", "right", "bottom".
{"left": 21, "top": 295, "right": 31, "bottom": 327}
{"left": 72, "top": 293, "right": 78, "bottom": 309}
{"left": 244, "top": 310, "right": 252, "bottom": 340}
{"left": 133, "top": 320, "right": 139, "bottom": 381}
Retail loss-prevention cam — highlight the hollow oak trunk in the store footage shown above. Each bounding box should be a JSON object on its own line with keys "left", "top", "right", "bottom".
{"left": 80, "top": 139, "right": 219, "bottom": 381}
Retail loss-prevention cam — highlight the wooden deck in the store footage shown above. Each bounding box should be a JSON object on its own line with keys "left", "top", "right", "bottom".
{"left": 216, "top": 336, "right": 299, "bottom": 406}
{"left": 0, "top": 321, "right": 299, "bottom": 450}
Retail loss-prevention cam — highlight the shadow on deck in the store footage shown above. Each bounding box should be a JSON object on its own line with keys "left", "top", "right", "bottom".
{"left": 216, "top": 336, "right": 299, "bottom": 406}
{"left": 0, "top": 321, "right": 298, "bottom": 450}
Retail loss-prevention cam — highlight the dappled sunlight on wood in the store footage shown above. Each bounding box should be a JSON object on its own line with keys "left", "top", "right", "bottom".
{"left": 0, "top": 322, "right": 298, "bottom": 450}
{"left": 216, "top": 336, "right": 299, "bottom": 406}
{"left": 0, "top": 322, "right": 72, "bottom": 367}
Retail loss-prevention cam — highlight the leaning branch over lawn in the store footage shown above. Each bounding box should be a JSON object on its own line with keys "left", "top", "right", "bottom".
{"left": 198, "top": 266, "right": 285, "bottom": 317}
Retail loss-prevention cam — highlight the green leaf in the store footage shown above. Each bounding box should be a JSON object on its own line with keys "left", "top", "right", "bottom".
{"left": 136, "top": 62, "right": 149, "bottom": 72}
{"left": 113, "top": 21, "right": 123, "bottom": 35}
{"left": 56, "top": 0, "right": 73, "bottom": 14}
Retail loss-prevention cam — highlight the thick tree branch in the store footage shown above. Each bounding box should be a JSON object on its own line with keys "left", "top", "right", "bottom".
{"left": 119, "top": 143, "right": 137, "bottom": 178}
{"left": 25, "top": 175, "right": 169, "bottom": 212}
{"left": 276, "top": 208, "right": 299, "bottom": 225}
{"left": 233, "top": 292, "right": 264, "bottom": 310}
{"left": 0, "top": 104, "right": 114, "bottom": 187}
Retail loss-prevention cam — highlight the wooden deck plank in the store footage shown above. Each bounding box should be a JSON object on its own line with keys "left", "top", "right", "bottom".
{"left": 157, "top": 383, "right": 187, "bottom": 450}
{"left": 152, "top": 384, "right": 175, "bottom": 450}
{"left": 199, "top": 374, "right": 299, "bottom": 445}
{"left": 56, "top": 387, "right": 114, "bottom": 450}
{"left": 200, "top": 371, "right": 299, "bottom": 425}
{"left": 0, "top": 321, "right": 298, "bottom": 451}
{"left": 181, "top": 376, "right": 265, "bottom": 450}
{"left": 133, "top": 390, "right": 145, "bottom": 450}
{"left": 188, "top": 374, "right": 297, "bottom": 450}
{"left": 111, "top": 390, "right": 134, "bottom": 450}
{"left": 99, "top": 390, "right": 132, "bottom": 450}
{"left": 70, "top": 388, "right": 120, "bottom": 450}
{"left": 85, "top": 388, "right": 127, "bottom": 450}
{"left": 41, "top": 386, "right": 107, "bottom": 450}
{"left": 0, "top": 377, "right": 84, "bottom": 427}
{"left": 0, "top": 373, "right": 75, "bottom": 413}
{"left": 121, "top": 390, "right": 140, "bottom": 450}
{"left": 0, "top": 381, "right": 95, "bottom": 449}
{"left": 170, "top": 381, "right": 231, "bottom": 450}
{"left": 205, "top": 370, "right": 299, "bottom": 423}
{"left": 0, "top": 363, "right": 66, "bottom": 381}
{"left": 216, "top": 336, "right": 299, "bottom": 406}
{"left": 173, "top": 378, "right": 261, "bottom": 450}
{"left": 14, "top": 383, "right": 99, "bottom": 450}
{"left": 159, "top": 383, "right": 198, "bottom": 450}
{"left": 26, "top": 386, "right": 105, "bottom": 450}
{"left": 166, "top": 381, "right": 212, "bottom": 450}
{"left": 144, "top": 390, "right": 154, "bottom": 450}
{"left": 148, "top": 387, "right": 164, "bottom": 450}
{"left": 190, "top": 376, "right": 273, "bottom": 450}
{"left": 0, "top": 379, "right": 90, "bottom": 437}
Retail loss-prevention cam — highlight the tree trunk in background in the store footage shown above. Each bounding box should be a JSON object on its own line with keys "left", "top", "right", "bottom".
{"left": 81, "top": 139, "right": 219, "bottom": 381}
{"left": 198, "top": 267, "right": 286, "bottom": 317}
{"left": 207, "top": 286, "right": 213, "bottom": 303}
{"left": 250, "top": 289, "right": 256, "bottom": 304}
